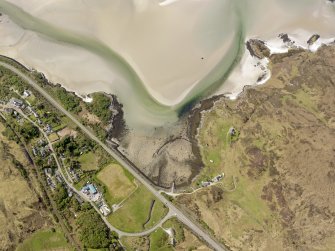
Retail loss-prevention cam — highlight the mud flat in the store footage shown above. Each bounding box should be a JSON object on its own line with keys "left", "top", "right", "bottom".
{"left": 115, "top": 34, "right": 334, "bottom": 189}
{"left": 1, "top": 0, "right": 335, "bottom": 190}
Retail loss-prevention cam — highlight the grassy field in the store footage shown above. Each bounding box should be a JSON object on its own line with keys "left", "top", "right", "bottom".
{"left": 219, "top": 174, "right": 276, "bottom": 239}
{"left": 195, "top": 111, "right": 242, "bottom": 185}
{"left": 182, "top": 100, "right": 282, "bottom": 248}
{"left": 162, "top": 218, "right": 211, "bottom": 251}
{"left": 108, "top": 185, "right": 168, "bottom": 233}
{"left": 87, "top": 249, "right": 109, "bottom": 251}
{"left": 16, "top": 228, "right": 73, "bottom": 251}
{"left": 177, "top": 46, "right": 335, "bottom": 250}
{"left": 122, "top": 220, "right": 210, "bottom": 251}
{"left": 149, "top": 228, "right": 172, "bottom": 251}
{"left": 120, "top": 236, "right": 150, "bottom": 251}
{"left": 25, "top": 94, "right": 36, "bottom": 105}
{"left": 48, "top": 132, "right": 59, "bottom": 142}
{"left": 162, "top": 218, "right": 185, "bottom": 243}
{"left": 78, "top": 152, "right": 99, "bottom": 171}
{"left": 0, "top": 122, "right": 52, "bottom": 251}
{"left": 96, "top": 163, "right": 135, "bottom": 205}
{"left": 144, "top": 200, "right": 168, "bottom": 229}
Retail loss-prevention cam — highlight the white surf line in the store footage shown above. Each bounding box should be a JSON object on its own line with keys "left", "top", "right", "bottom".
{"left": 221, "top": 33, "right": 335, "bottom": 102}
{"left": 265, "top": 33, "right": 335, "bottom": 55}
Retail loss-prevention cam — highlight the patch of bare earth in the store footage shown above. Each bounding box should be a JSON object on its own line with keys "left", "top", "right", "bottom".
{"left": 79, "top": 108, "right": 101, "bottom": 125}
{"left": 57, "top": 127, "right": 77, "bottom": 138}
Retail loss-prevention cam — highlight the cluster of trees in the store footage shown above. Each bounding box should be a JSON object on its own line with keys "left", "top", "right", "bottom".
{"left": 87, "top": 93, "right": 113, "bottom": 124}
{"left": 0, "top": 84, "right": 11, "bottom": 101}
{"left": 54, "top": 135, "right": 94, "bottom": 158}
{"left": 91, "top": 124, "right": 108, "bottom": 141}
{"left": 34, "top": 101, "right": 62, "bottom": 128}
{"left": 12, "top": 158, "right": 28, "bottom": 178}
{"left": 53, "top": 189, "right": 122, "bottom": 250}
{"left": 0, "top": 71, "right": 24, "bottom": 101}
{"left": 54, "top": 184, "right": 70, "bottom": 210}
{"left": 76, "top": 207, "right": 112, "bottom": 249}
{"left": 55, "top": 88, "right": 82, "bottom": 113}
{"left": 20, "top": 121, "right": 40, "bottom": 141}
{"left": 4, "top": 75, "right": 25, "bottom": 95}
{"left": 4, "top": 118, "right": 40, "bottom": 142}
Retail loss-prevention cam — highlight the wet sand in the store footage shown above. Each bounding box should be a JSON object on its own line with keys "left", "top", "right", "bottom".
{"left": 0, "top": 0, "right": 334, "bottom": 128}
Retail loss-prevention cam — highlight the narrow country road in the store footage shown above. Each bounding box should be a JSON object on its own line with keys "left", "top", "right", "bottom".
{"left": 0, "top": 104, "right": 173, "bottom": 238}
{"left": 0, "top": 61, "right": 225, "bottom": 251}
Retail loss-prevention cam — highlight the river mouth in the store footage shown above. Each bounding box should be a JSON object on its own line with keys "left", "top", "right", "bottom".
{"left": 0, "top": 0, "right": 334, "bottom": 128}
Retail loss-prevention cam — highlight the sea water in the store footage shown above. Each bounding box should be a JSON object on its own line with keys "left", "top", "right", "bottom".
{"left": 0, "top": 0, "right": 334, "bottom": 127}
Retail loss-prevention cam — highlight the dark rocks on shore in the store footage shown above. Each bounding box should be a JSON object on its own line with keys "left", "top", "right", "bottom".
{"left": 186, "top": 95, "right": 223, "bottom": 176}
{"left": 246, "top": 39, "right": 271, "bottom": 59}
{"left": 279, "top": 33, "right": 291, "bottom": 43}
{"left": 105, "top": 94, "right": 127, "bottom": 140}
{"left": 307, "top": 34, "right": 320, "bottom": 45}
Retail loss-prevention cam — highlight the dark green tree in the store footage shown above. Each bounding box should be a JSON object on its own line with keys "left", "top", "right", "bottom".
{"left": 20, "top": 122, "right": 40, "bottom": 141}
{"left": 54, "top": 184, "right": 69, "bottom": 210}
{"left": 87, "top": 93, "right": 112, "bottom": 124}
{"left": 76, "top": 209, "right": 111, "bottom": 249}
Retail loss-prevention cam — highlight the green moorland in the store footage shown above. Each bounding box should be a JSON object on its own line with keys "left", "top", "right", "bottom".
{"left": 176, "top": 46, "right": 335, "bottom": 250}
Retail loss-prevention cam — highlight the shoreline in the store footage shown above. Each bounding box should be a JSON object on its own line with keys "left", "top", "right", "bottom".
{"left": 2, "top": 0, "right": 335, "bottom": 128}
{"left": 1, "top": 35, "right": 335, "bottom": 190}
{"left": 189, "top": 40, "right": 335, "bottom": 188}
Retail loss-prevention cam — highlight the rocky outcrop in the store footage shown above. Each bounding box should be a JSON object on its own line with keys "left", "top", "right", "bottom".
{"left": 246, "top": 39, "right": 271, "bottom": 59}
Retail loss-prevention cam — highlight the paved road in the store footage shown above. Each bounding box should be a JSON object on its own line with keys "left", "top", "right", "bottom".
{"left": 0, "top": 62, "right": 225, "bottom": 251}
{"left": 0, "top": 109, "right": 83, "bottom": 250}
{"left": 1, "top": 104, "right": 172, "bottom": 238}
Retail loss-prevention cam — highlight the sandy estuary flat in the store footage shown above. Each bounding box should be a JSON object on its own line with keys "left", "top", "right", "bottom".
{"left": 0, "top": 0, "right": 334, "bottom": 128}
{"left": 1, "top": 2, "right": 335, "bottom": 251}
